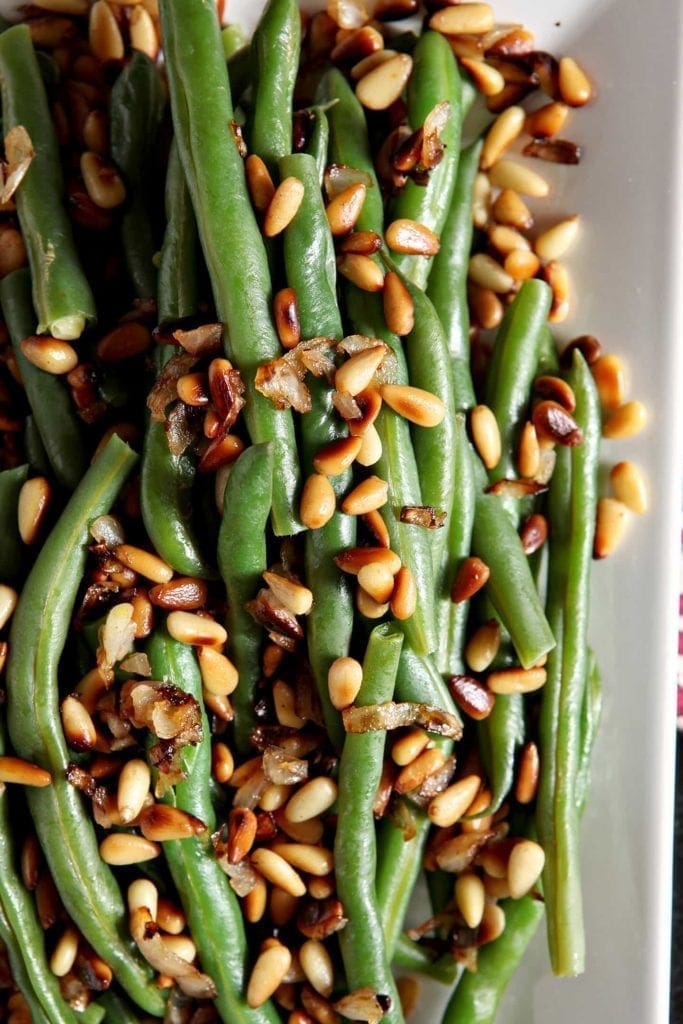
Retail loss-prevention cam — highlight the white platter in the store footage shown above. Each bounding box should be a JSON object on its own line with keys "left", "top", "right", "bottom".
{"left": 231, "top": 2, "right": 683, "bottom": 1022}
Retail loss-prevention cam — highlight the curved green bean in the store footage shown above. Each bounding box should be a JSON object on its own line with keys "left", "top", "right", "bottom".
{"left": 0, "top": 463, "right": 28, "bottom": 582}
{"left": 157, "top": 139, "right": 200, "bottom": 327}
{"left": 249, "top": 0, "right": 301, "bottom": 175}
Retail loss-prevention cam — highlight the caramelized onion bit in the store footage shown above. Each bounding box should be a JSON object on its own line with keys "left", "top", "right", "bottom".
{"left": 522, "top": 137, "right": 582, "bottom": 164}
{"left": 130, "top": 907, "right": 217, "bottom": 999}
{"left": 255, "top": 337, "right": 335, "bottom": 412}
{"left": 121, "top": 680, "right": 203, "bottom": 743}
{"left": 410, "top": 754, "right": 457, "bottom": 808}
{"left": 172, "top": 322, "right": 223, "bottom": 357}
{"left": 342, "top": 701, "right": 462, "bottom": 739}
{"left": 262, "top": 745, "right": 309, "bottom": 786}
{"left": 297, "top": 897, "right": 348, "bottom": 940}
{"left": 166, "top": 401, "right": 202, "bottom": 458}
{"left": 324, "top": 163, "right": 375, "bottom": 199}
{"left": 485, "top": 478, "right": 549, "bottom": 498}
{"left": 400, "top": 505, "right": 447, "bottom": 529}
{"left": 2, "top": 125, "right": 35, "bottom": 204}
{"left": 334, "top": 986, "right": 392, "bottom": 1023}
{"left": 147, "top": 352, "right": 198, "bottom": 421}
{"left": 246, "top": 588, "right": 304, "bottom": 640}
{"left": 421, "top": 100, "right": 451, "bottom": 170}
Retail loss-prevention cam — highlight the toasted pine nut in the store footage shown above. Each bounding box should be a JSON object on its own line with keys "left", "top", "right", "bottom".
{"left": 17, "top": 477, "right": 51, "bottom": 545}
{"left": 507, "top": 838, "right": 545, "bottom": 898}
{"left": 129, "top": 4, "right": 158, "bottom": 59}
{"left": 97, "top": 322, "right": 152, "bottom": 362}
{"left": 465, "top": 619, "right": 501, "bottom": 673}
{"left": 0, "top": 755, "right": 51, "bottom": 788}
{"left": 34, "top": 0, "right": 88, "bottom": 11}
{"left": 313, "top": 435, "right": 363, "bottom": 477}
{"left": 602, "top": 400, "right": 647, "bottom": 440}
{"left": 162, "top": 934, "right": 197, "bottom": 963}
{"left": 247, "top": 942, "right": 292, "bottom": 1008}
{"left": 130, "top": 591, "right": 154, "bottom": 639}
{"left": 357, "top": 561, "right": 395, "bottom": 604}
{"left": 396, "top": 975, "right": 421, "bottom": 1018}
{"left": 385, "top": 219, "right": 440, "bottom": 257}
{"left": 99, "top": 833, "right": 161, "bottom": 866}
{"left": 534, "top": 215, "right": 580, "bottom": 261}
{"left": 203, "top": 690, "right": 234, "bottom": 722}
{"left": 488, "top": 224, "right": 531, "bottom": 256}
{"left": 390, "top": 565, "right": 417, "bottom": 621}
{"left": 468, "top": 283, "right": 503, "bottom": 330}
{"left": 115, "top": 545, "right": 173, "bottom": 584}
{"left": 0, "top": 227, "right": 28, "bottom": 278}
{"left": 351, "top": 49, "right": 399, "bottom": 81}
{"left": 198, "top": 646, "right": 239, "bottom": 696}
{"left": 117, "top": 758, "right": 151, "bottom": 824}
{"left": 591, "top": 353, "right": 625, "bottom": 412}
{"left": 341, "top": 475, "right": 389, "bottom": 516}
{"left": 383, "top": 271, "right": 415, "bottom": 336}
{"left": 610, "top": 460, "right": 648, "bottom": 515}
{"left": 263, "top": 572, "right": 313, "bottom": 616}
{"left": 335, "top": 346, "right": 386, "bottom": 396}
{"left": 272, "top": 679, "right": 306, "bottom": 729}
{"left": 81, "top": 151, "right": 126, "bottom": 209}
{"left": 593, "top": 497, "right": 629, "bottom": 558}
{"left": 337, "top": 253, "right": 385, "bottom": 292}
{"left": 356, "top": 422, "right": 383, "bottom": 466}
{"left": 514, "top": 422, "right": 539, "bottom": 479}
{"left": 468, "top": 253, "right": 514, "bottom": 293}
{"left": 61, "top": 696, "right": 97, "bottom": 751}
{"left": 246, "top": 154, "right": 275, "bottom": 213}
{"left": 450, "top": 556, "right": 490, "bottom": 602}
{"left": 285, "top": 777, "right": 337, "bottom": 823}
{"left": 380, "top": 383, "right": 445, "bottom": 427}
{"left": 148, "top": 577, "right": 208, "bottom": 611}
{"left": 335, "top": 546, "right": 401, "bottom": 576}
{"left": 427, "top": 774, "right": 481, "bottom": 828}
{"left": 455, "top": 872, "right": 486, "bottom": 929}
{"left": 470, "top": 404, "right": 501, "bottom": 469}
{"left": 274, "top": 288, "right": 301, "bottom": 350}
{"left": 328, "top": 656, "right": 363, "bottom": 710}
{"left": 504, "top": 248, "right": 540, "bottom": 281}
{"left": 299, "top": 473, "right": 336, "bottom": 529}
{"left": 89, "top": 0, "right": 124, "bottom": 62}
{"left": 524, "top": 100, "right": 569, "bottom": 139}
{"left": 355, "top": 53, "right": 412, "bottom": 110}
{"left": 480, "top": 106, "right": 525, "bottom": 170}
{"left": 50, "top": 925, "right": 80, "bottom": 977}
{"left": 391, "top": 728, "right": 429, "bottom": 768}
{"left": 243, "top": 875, "right": 268, "bottom": 924}
{"left": 139, "top": 803, "right": 206, "bottom": 842}
{"left": 472, "top": 171, "right": 491, "bottom": 229}
{"left": 326, "top": 183, "right": 367, "bottom": 236}
{"left": 487, "top": 666, "right": 547, "bottom": 695}
{"left": 362, "top": 508, "right": 391, "bottom": 549}
{"left": 19, "top": 336, "right": 78, "bottom": 375}
{"left": 166, "top": 610, "right": 227, "bottom": 647}
{"left": 394, "top": 747, "right": 446, "bottom": 795}
{"left": 356, "top": 586, "right": 390, "bottom": 620}
{"left": 212, "top": 742, "right": 234, "bottom": 784}
{"left": 263, "top": 177, "right": 305, "bottom": 237}
{"left": 429, "top": 3, "right": 495, "bottom": 35}
{"left": 299, "top": 940, "right": 334, "bottom": 998}
{"left": 270, "top": 843, "right": 334, "bottom": 877}
{"left": 330, "top": 24, "right": 384, "bottom": 63}
{"left": 157, "top": 897, "right": 185, "bottom": 934}
{"left": 542, "top": 259, "right": 571, "bottom": 322}
{"left": 492, "top": 188, "right": 533, "bottom": 231}
{"left": 250, "top": 848, "right": 306, "bottom": 898}
{"left": 259, "top": 783, "right": 292, "bottom": 812}
{"left": 479, "top": 901, "right": 506, "bottom": 944}
{"left": 488, "top": 159, "right": 549, "bottom": 198}
{"left": 460, "top": 57, "right": 505, "bottom": 96}
{"left": 0, "top": 641, "right": 7, "bottom": 677}
{"left": 558, "top": 56, "right": 593, "bottom": 107}
{"left": 514, "top": 741, "right": 539, "bottom": 804}
{"left": 127, "top": 878, "right": 158, "bottom": 918}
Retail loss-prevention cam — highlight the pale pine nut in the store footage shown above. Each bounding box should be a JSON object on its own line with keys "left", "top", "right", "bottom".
{"left": 351, "top": 49, "right": 399, "bottom": 81}
{"left": 480, "top": 106, "right": 525, "bottom": 170}
{"left": 484, "top": 873, "right": 511, "bottom": 900}
{"left": 117, "top": 759, "right": 151, "bottom": 824}
{"left": 356, "top": 586, "right": 389, "bottom": 619}
{"left": 558, "top": 56, "right": 593, "bottom": 107}
{"left": 524, "top": 101, "right": 569, "bottom": 139}
{"left": 61, "top": 695, "right": 97, "bottom": 750}
{"left": 337, "top": 253, "right": 385, "bottom": 292}
{"left": 507, "top": 839, "right": 545, "bottom": 898}
{"left": 465, "top": 619, "right": 501, "bottom": 672}
{"left": 385, "top": 219, "right": 440, "bottom": 257}
{"left": 357, "top": 561, "right": 395, "bottom": 604}
{"left": 488, "top": 224, "right": 531, "bottom": 255}
{"left": 166, "top": 611, "right": 227, "bottom": 647}
{"left": 81, "top": 151, "right": 126, "bottom": 209}
{"left": 129, "top": 4, "right": 158, "bottom": 59}
{"left": 459, "top": 787, "right": 493, "bottom": 834}
{"left": 263, "top": 572, "right": 313, "bottom": 616}
{"left": 591, "top": 353, "right": 625, "bottom": 411}
{"left": 203, "top": 690, "right": 233, "bottom": 722}
{"left": 429, "top": 3, "right": 495, "bottom": 34}
{"left": 198, "top": 646, "right": 239, "bottom": 696}
{"left": 390, "top": 566, "right": 417, "bottom": 621}
{"left": 19, "top": 336, "right": 78, "bottom": 375}
{"left": 163, "top": 935, "right": 197, "bottom": 963}
{"left": 394, "top": 747, "right": 446, "bottom": 794}
{"left": 487, "top": 666, "right": 547, "bottom": 695}
{"left": 99, "top": 833, "right": 161, "bottom": 866}
{"left": 269, "top": 843, "right": 333, "bottom": 877}
{"left": 594, "top": 497, "right": 629, "bottom": 558}
{"left": 341, "top": 475, "right": 389, "bottom": 516}
{"left": 602, "top": 400, "right": 647, "bottom": 440}
{"left": 127, "top": 878, "right": 158, "bottom": 919}
{"left": 391, "top": 728, "right": 429, "bottom": 767}
{"left": 247, "top": 942, "right": 292, "bottom": 1008}
{"left": 380, "top": 383, "right": 445, "bottom": 427}
{"left": 328, "top": 656, "right": 363, "bottom": 710}
{"left": 18, "top": 476, "right": 51, "bottom": 545}
{"left": 492, "top": 188, "right": 533, "bottom": 231}
{"left": 468, "top": 253, "right": 514, "bottom": 294}
{"left": 250, "top": 848, "right": 306, "bottom": 898}
{"left": 468, "top": 283, "right": 503, "bottom": 330}
{"left": 212, "top": 742, "right": 234, "bottom": 784}
{"left": 534, "top": 215, "right": 580, "bottom": 261}
{"left": 313, "top": 435, "right": 363, "bottom": 476}
{"left": 49, "top": 925, "right": 79, "bottom": 977}
{"left": 479, "top": 901, "right": 506, "bottom": 944}
{"left": 263, "top": 177, "right": 305, "bottom": 237}
{"left": 246, "top": 154, "right": 275, "bottom": 213}
{"left": 470, "top": 404, "right": 501, "bottom": 469}
{"left": 335, "top": 546, "right": 401, "bottom": 576}
{"left": 504, "top": 249, "right": 540, "bottom": 281}
{"left": 543, "top": 260, "right": 571, "bottom": 322}
{"left": 89, "top": 0, "right": 124, "bottom": 61}
{"left": 260, "top": 784, "right": 292, "bottom": 812}
{"left": 299, "top": 473, "right": 336, "bottom": 529}
{"left": 488, "top": 159, "right": 549, "bottom": 198}
{"left": 460, "top": 58, "right": 505, "bottom": 97}
{"left": 139, "top": 804, "right": 206, "bottom": 842}
{"left": 299, "top": 940, "right": 334, "bottom": 997}
{"left": 383, "top": 271, "right": 415, "bottom": 336}
{"left": 325, "top": 183, "right": 367, "bottom": 236}
{"left": 356, "top": 422, "right": 383, "bottom": 466}
{"left": 450, "top": 556, "right": 490, "bottom": 602}
{"left": 0, "top": 586, "right": 17, "bottom": 632}
{"left": 115, "top": 545, "right": 173, "bottom": 584}
{"left": 274, "top": 287, "right": 301, "bottom": 349}
{"left": 275, "top": 811, "right": 324, "bottom": 846}
{"left": 514, "top": 741, "right": 539, "bottom": 805}
{"left": 0, "top": 755, "right": 51, "bottom": 787}
{"left": 285, "top": 777, "right": 337, "bottom": 823}
{"left": 157, "top": 897, "right": 185, "bottom": 934}
{"left": 610, "top": 461, "right": 648, "bottom": 515}
{"left": 335, "top": 346, "right": 386, "bottom": 396}
{"left": 273, "top": 679, "right": 306, "bottom": 729}
{"left": 472, "top": 171, "right": 491, "bottom": 229}
{"left": 427, "top": 775, "right": 481, "bottom": 828}
{"left": 455, "top": 872, "right": 486, "bottom": 929}
{"left": 244, "top": 876, "right": 267, "bottom": 923}
{"left": 355, "top": 53, "right": 412, "bottom": 110}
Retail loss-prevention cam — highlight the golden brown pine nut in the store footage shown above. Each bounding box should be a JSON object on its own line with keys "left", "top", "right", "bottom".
{"left": 263, "top": 572, "right": 313, "bottom": 616}
{"left": 114, "top": 544, "right": 172, "bottom": 584}
{"left": 270, "top": 843, "right": 334, "bottom": 877}
{"left": 199, "top": 433, "right": 245, "bottom": 474}
{"left": 243, "top": 875, "right": 268, "bottom": 924}
{"left": 82, "top": 109, "right": 109, "bottom": 156}
{"left": 450, "top": 556, "right": 490, "bottom": 603}
{"left": 139, "top": 803, "right": 206, "bottom": 842}
{"left": 429, "top": 3, "right": 495, "bottom": 34}
{"left": 380, "top": 383, "right": 445, "bottom": 427}
{"left": 507, "top": 838, "right": 545, "bottom": 898}
{"left": 285, "top": 777, "right": 338, "bottom": 823}
{"left": 328, "top": 656, "right": 363, "bottom": 710}
{"left": 127, "top": 878, "right": 159, "bottom": 918}
{"left": 492, "top": 188, "right": 533, "bottom": 231}
{"left": 455, "top": 872, "right": 486, "bottom": 929}
{"left": 0, "top": 227, "right": 28, "bottom": 278}
{"left": 274, "top": 287, "right": 301, "bottom": 350}
{"left": 299, "top": 473, "right": 337, "bottom": 529}
{"left": 81, "top": 151, "right": 126, "bottom": 209}
{"left": 470, "top": 404, "right": 501, "bottom": 469}
{"left": 558, "top": 56, "right": 593, "bottom": 107}
{"left": 542, "top": 259, "right": 571, "bottom": 322}
{"left": 19, "top": 336, "right": 78, "bottom": 375}
{"left": 351, "top": 48, "right": 398, "bottom": 81}
{"left": 593, "top": 497, "right": 629, "bottom": 558}
{"left": 396, "top": 976, "right": 421, "bottom": 1018}
{"left": 337, "top": 253, "right": 385, "bottom": 292}
{"left": 390, "top": 565, "right": 417, "bottom": 621}
{"left": 89, "top": 0, "right": 124, "bottom": 62}
{"left": 391, "top": 728, "right": 429, "bottom": 767}
{"left": 130, "top": 591, "right": 154, "bottom": 639}
{"left": 0, "top": 641, "right": 7, "bottom": 677}
{"left": 129, "top": 4, "right": 159, "bottom": 59}
{"left": 609, "top": 460, "right": 648, "bottom": 515}
{"left": 383, "top": 270, "right": 415, "bottom": 336}
{"left": 0, "top": 755, "right": 51, "bottom": 788}
{"left": 49, "top": 925, "right": 80, "bottom": 977}
{"left": 148, "top": 576, "right": 208, "bottom": 610}
{"left": 212, "top": 742, "right": 234, "bottom": 785}
{"left": 468, "top": 282, "right": 503, "bottom": 330}
{"left": 312, "top": 435, "right": 363, "bottom": 476}
{"left": 341, "top": 475, "right": 389, "bottom": 516}
{"left": 514, "top": 741, "right": 539, "bottom": 804}
{"left": 524, "top": 100, "right": 569, "bottom": 138}
{"left": 34, "top": 0, "right": 89, "bottom": 11}
{"left": 488, "top": 158, "right": 550, "bottom": 197}
{"left": 203, "top": 690, "right": 234, "bottom": 722}
{"left": 534, "top": 215, "right": 580, "bottom": 261}
{"left": 479, "top": 901, "right": 506, "bottom": 944}
{"left": 17, "top": 476, "right": 51, "bottom": 545}
{"left": 460, "top": 57, "right": 505, "bottom": 96}
{"left": 166, "top": 610, "right": 227, "bottom": 647}
{"left": 325, "top": 183, "right": 367, "bottom": 236}
{"left": 385, "top": 218, "right": 440, "bottom": 257}
{"left": 250, "top": 848, "right": 306, "bottom": 898}
{"left": 246, "top": 154, "right": 276, "bottom": 213}
{"left": 99, "top": 833, "right": 161, "bottom": 866}
{"left": 330, "top": 25, "right": 384, "bottom": 63}
{"left": 247, "top": 941, "right": 292, "bottom": 1008}
{"left": 394, "top": 747, "right": 446, "bottom": 795}
{"left": 487, "top": 666, "right": 547, "bottom": 695}
{"left": 362, "top": 508, "right": 391, "bottom": 549}
{"left": 356, "top": 422, "right": 383, "bottom": 466}
{"left": 339, "top": 229, "right": 383, "bottom": 255}
{"left": 427, "top": 774, "right": 481, "bottom": 828}
{"left": 488, "top": 224, "right": 531, "bottom": 256}
{"left": 357, "top": 561, "right": 395, "bottom": 604}
{"left": 602, "top": 400, "right": 647, "bottom": 440}
{"left": 198, "top": 646, "right": 239, "bottom": 696}
{"left": 480, "top": 105, "right": 525, "bottom": 170}
{"left": 356, "top": 586, "right": 390, "bottom": 620}
{"left": 263, "top": 177, "right": 305, "bottom": 237}
{"left": 504, "top": 248, "right": 540, "bottom": 281}
{"left": 468, "top": 253, "right": 514, "bottom": 293}
{"left": 335, "top": 346, "right": 386, "bottom": 396}
{"left": 465, "top": 619, "right": 501, "bottom": 672}
{"left": 61, "top": 695, "right": 97, "bottom": 751}
{"left": 591, "top": 353, "right": 625, "bottom": 412}
{"left": 335, "top": 546, "right": 401, "bottom": 576}
{"left": 156, "top": 897, "right": 185, "bottom": 934}
{"left": 355, "top": 53, "right": 412, "bottom": 110}
{"left": 97, "top": 323, "right": 152, "bottom": 363}
{"left": 299, "top": 940, "right": 334, "bottom": 998}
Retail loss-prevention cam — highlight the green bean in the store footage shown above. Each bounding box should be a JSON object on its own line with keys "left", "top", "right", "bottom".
{"left": 218, "top": 443, "right": 273, "bottom": 755}
{"left": 0, "top": 26, "right": 96, "bottom": 340}
{"left": 147, "top": 627, "right": 281, "bottom": 1024}
{"left": 304, "top": 105, "right": 330, "bottom": 186}
{"left": 280, "top": 151, "right": 354, "bottom": 750}
{"left": 576, "top": 651, "right": 602, "bottom": 813}
{"left": 393, "top": 934, "right": 459, "bottom": 985}
{"left": 227, "top": 43, "right": 253, "bottom": 104}
{"left": 0, "top": 906, "right": 49, "bottom": 1024}
{"left": 1, "top": 269, "right": 86, "bottom": 491}
{"left": 536, "top": 351, "right": 600, "bottom": 977}
{"left": 0, "top": 463, "right": 27, "bottom": 582}
{"left": 387, "top": 31, "right": 464, "bottom": 289}
{"left": 110, "top": 51, "right": 166, "bottom": 301}
{"left": 5, "top": 435, "right": 165, "bottom": 1017}
{"left": 335, "top": 623, "right": 405, "bottom": 1024}
{"left": 249, "top": 0, "right": 301, "bottom": 175}
{"left": 157, "top": 139, "right": 201, "bottom": 327}
{"left": 158, "top": 0, "right": 301, "bottom": 536}
{"left": 97, "top": 988, "right": 144, "bottom": 1023}
{"left": 477, "top": 692, "right": 524, "bottom": 816}
{"left": 222, "top": 23, "right": 247, "bottom": 59}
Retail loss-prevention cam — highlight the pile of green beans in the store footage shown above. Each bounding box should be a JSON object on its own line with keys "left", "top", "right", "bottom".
{"left": 0, "top": 1, "right": 619, "bottom": 1022}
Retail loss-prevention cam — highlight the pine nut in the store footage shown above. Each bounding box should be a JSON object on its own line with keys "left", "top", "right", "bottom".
{"left": 212, "top": 742, "right": 234, "bottom": 784}
{"left": 472, "top": 171, "right": 491, "bottom": 228}
{"left": 19, "top": 336, "right": 78, "bottom": 375}
{"left": 504, "top": 248, "right": 540, "bottom": 281}
{"left": 385, "top": 219, "right": 440, "bottom": 257}
{"left": 394, "top": 746, "right": 445, "bottom": 794}
{"left": 468, "top": 283, "right": 503, "bottom": 330}
{"left": 450, "top": 556, "right": 490, "bottom": 602}
{"left": 148, "top": 577, "right": 208, "bottom": 612}
{"left": 355, "top": 53, "right": 412, "bottom": 111}
{"left": 488, "top": 224, "right": 531, "bottom": 256}
{"left": 594, "top": 497, "right": 629, "bottom": 558}
{"left": 96, "top": 322, "right": 152, "bottom": 362}
{"left": 459, "top": 787, "right": 493, "bottom": 834}
{"left": 129, "top": 4, "right": 159, "bottom": 59}
{"left": 513, "top": 421, "right": 539, "bottom": 479}
{"left": 0, "top": 227, "right": 28, "bottom": 278}
{"left": 455, "top": 872, "right": 486, "bottom": 929}
{"left": 480, "top": 106, "right": 525, "bottom": 170}
{"left": 61, "top": 696, "right": 97, "bottom": 751}
{"left": 259, "top": 783, "right": 292, "bottom": 812}
{"left": 0, "top": 641, "right": 6, "bottom": 677}
{"left": 330, "top": 25, "right": 384, "bottom": 64}
{"left": 488, "top": 159, "right": 549, "bottom": 198}
{"left": 270, "top": 843, "right": 334, "bottom": 877}
{"left": 362, "top": 508, "right": 391, "bottom": 549}
{"left": 429, "top": 3, "right": 495, "bottom": 35}
{"left": 341, "top": 475, "right": 389, "bottom": 516}
{"left": 460, "top": 57, "right": 505, "bottom": 97}
{"left": 263, "top": 177, "right": 305, "bottom": 237}
{"left": 524, "top": 100, "right": 569, "bottom": 138}
{"left": 263, "top": 572, "right": 313, "bottom": 617}
{"left": 479, "top": 901, "right": 506, "bottom": 944}
{"left": 507, "top": 838, "right": 545, "bottom": 898}
{"left": 272, "top": 679, "right": 306, "bottom": 729}
{"left": 357, "top": 561, "right": 395, "bottom": 604}
{"left": 162, "top": 934, "right": 197, "bottom": 963}
{"left": 17, "top": 476, "right": 51, "bottom": 545}
{"left": 325, "top": 183, "right": 367, "bottom": 236}
{"left": 610, "top": 460, "right": 647, "bottom": 515}
{"left": 591, "top": 353, "right": 625, "bottom": 411}
{"left": 114, "top": 545, "right": 173, "bottom": 584}
{"left": 246, "top": 154, "right": 275, "bottom": 213}
{"left": 243, "top": 876, "right": 268, "bottom": 924}
{"left": 50, "top": 925, "right": 79, "bottom": 977}
{"left": 337, "top": 253, "right": 385, "bottom": 292}
{"left": 351, "top": 49, "right": 399, "bottom": 81}
{"left": 428, "top": 774, "right": 481, "bottom": 827}
{"left": 558, "top": 56, "right": 593, "bottom": 107}
{"left": 81, "top": 151, "right": 126, "bottom": 209}
{"left": 197, "top": 646, "right": 239, "bottom": 696}
{"left": 356, "top": 586, "right": 390, "bottom": 619}
{"left": 117, "top": 759, "right": 151, "bottom": 824}
{"left": 465, "top": 619, "right": 501, "bottom": 672}
{"left": 203, "top": 690, "right": 234, "bottom": 722}
{"left": 470, "top": 404, "right": 501, "bottom": 469}
{"left": 468, "top": 253, "right": 514, "bottom": 293}
{"left": 299, "top": 940, "right": 334, "bottom": 997}
{"left": 335, "top": 546, "right": 401, "bottom": 576}
{"left": 520, "top": 512, "right": 548, "bottom": 555}
{"left": 602, "top": 400, "right": 647, "bottom": 440}
{"left": 157, "top": 897, "right": 185, "bottom": 934}
{"left": 99, "top": 833, "right": 161, "bottom": 866}
{"left": 89, "top": 0, "right": 124, "bottom": 62}
{"left": 247, "top": 942, "right": 292, "bottom": 1008}
{"left": 335, "top": 346, "right": 386, "bottom": 396}
{"left": 139, "top": 803, "right": 206, "bottom": 842}
{"left": 396, "top": 976, "right": 421, "bottom": 1018}
{"left": 534, "top": 215, "right": 580, "bottom": 261}
{"left": 274, "top": 288, "right": 301, "bottom": 350}
{"left": 250, "top": 848, "right": 306, "bottom": 898}
{"left": 0, "top": 755, "right": 51, "bottom": 787}
{"left": 299, "top": 473, "right": 336, "bottom": 529}
{"left": 128, "top": 878, "right": 158, "bottom": 919}
{"left": 380, "top": 383, "right": 445, "bottom": 427}
{"left": 34, "top": 0, "right": 88, "bottom": 11}
{"left": 356, "top": 422, "right": 383, "bottom": 465}
{"left": 448, "top": 674, "right": 495, "bottom": 721}
{"left": 542, "top": 260, "right": 570, "bottom": 322}
{"left": 390, "top": 565, "right": 417, "bottom": 621}
{"left": 313, "top": 435, "right": 364, "bottom": 476}
{"left": 382, "top": 271, "right": 415, "bottom": 336}
{"left": 492, "top": 188, "right": 533, "bottom": 231}
{"left": 285, "top": 777, "right": 337, "bottom": 823}
{"left": 391, "top": 728, "right": 429, "bottom": 767}
{"left": 515, "top": 741, "right": 539, "bottom": 804}
{"left": 487, "top": 666, "right": 547, "bottom": 695}
{"left": 328, "top": 656, "right": 363, "bottom": 710}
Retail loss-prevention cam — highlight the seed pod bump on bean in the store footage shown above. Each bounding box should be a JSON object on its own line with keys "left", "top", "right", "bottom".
{"left": 355, "top": 53, "right": 413, "bottom": 111}
{"left": 558, "top": 56, "right": 593, "bottom": 107}
{"left": 507, "top": 839, "right": 545, "bottom": 898}
{"left": 488, "top": 158, "right": 550, "bottom": 198}
{"left": 263, "top": 177, "right": 305, "bottom": 237}
{"left": 450, "top": 556, "right": 490, "bottom": 603}
{"left": 385, "top": 218, "right": 441, "bottom": 257}
{"left": 299, "top": 473, "right": 337, "bottom": 529}
{"left": 609, "top": 460, "right": 648, "bottom": 515}
{"left": 428, "top": 774, "right": 481, "bottom": 828}
{"left": 17, "top": 476, "right": 51, "bottom": 545}
{"left": 470, "top": 404, "right": 502, "bottom": 469}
